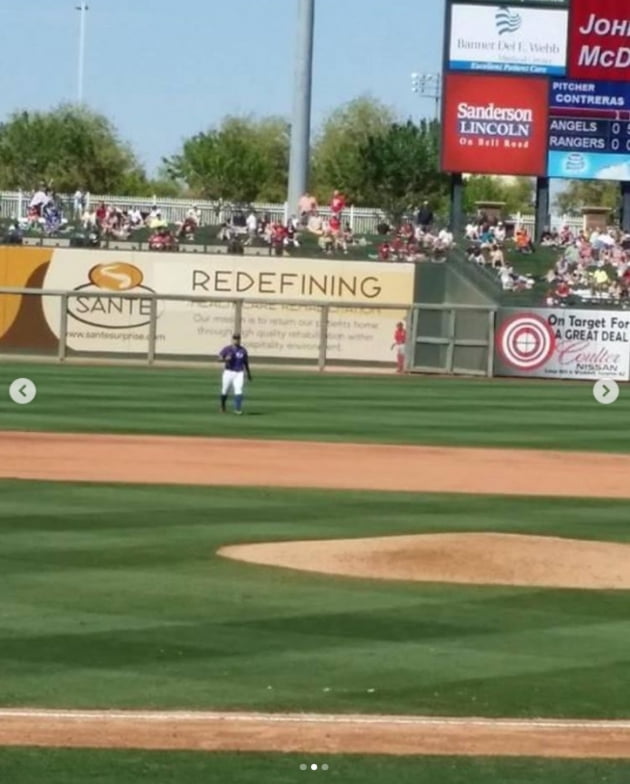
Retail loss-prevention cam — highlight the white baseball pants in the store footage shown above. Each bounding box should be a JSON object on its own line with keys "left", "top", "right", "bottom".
{"left": 222, "top": 370, "right": 245, "bottom": 395}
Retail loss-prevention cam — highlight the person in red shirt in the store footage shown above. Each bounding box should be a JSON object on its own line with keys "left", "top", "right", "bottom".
{"left": 378, "top": 241, "right": 391, "bottom": 261}
{"left": 555, "top": 279, "right": 570, "bottom": 300}
{"left": 391, "top": 321, "right": 407, "bottom": 374}
{"left": 95, "top": 201, "right": 107, "bottom": 226}
{"left": 270, "top": 223, "right": 287, "bottom": 256}
{"left": 330, "top": 190, "right": 346, "bottom": 216}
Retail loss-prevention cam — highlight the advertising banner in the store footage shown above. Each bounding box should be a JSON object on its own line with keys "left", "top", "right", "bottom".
{"left": 441, "top": 73, "right": 549, "bottom": 176}
{"left": 568, "top": 0, "right": 630, "bottom": 81}
{"left": 448, "top": 3, "right": 568, "bottom": 75}
{"left": 0, "top": 248, "right": 414, "bottom": 363}
{"left": 495, "top": 308, "right": 630, "bottom": 380}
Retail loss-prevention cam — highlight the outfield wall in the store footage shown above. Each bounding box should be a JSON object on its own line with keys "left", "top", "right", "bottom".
{"left": 0, "top": 247, "right": 414, "bottom": 365}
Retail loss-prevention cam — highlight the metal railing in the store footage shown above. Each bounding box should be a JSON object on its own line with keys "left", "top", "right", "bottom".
{"left": 0, "top": 190, "right": 586, "bottom": 237}
{"left": 0, "top": 191, "right": 387, "bottom": 235}
{"left": 0, "top": 287, "right": 411, "bottom": 371}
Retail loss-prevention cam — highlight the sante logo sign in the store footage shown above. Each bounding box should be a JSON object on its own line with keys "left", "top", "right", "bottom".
{"left": 442, "top": 74, "right": 549, "bottom": 176}
{"left": 568, "top": 0, "right": 630, "bottom": 80}
{"left": 68, "top": 262, "right": 158, "bottom": 329}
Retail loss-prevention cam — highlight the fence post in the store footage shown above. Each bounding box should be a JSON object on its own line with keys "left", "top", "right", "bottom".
{"left": 147, "top": 297, "right": 158, "bottom": 365}
{"left": 350, "top": 204, "right": 355, "bottom": 233}
{"left": 85, "top": 192, "right": 91, "bottom": 210}
{"left": 234, "top": 299, "right": 244, "bottom": 336}
{"left": 284, "top": 201, "right": 290, "bottom": 225}
{"left": 17, "top": 190, "right": 23, "bottom": 219}
{"left": 403, "top": 307, "right": 413, "bottom": 372}
{"left": 446, "top": 308, "right": 456, "bottom": 373}
{"left": 486, "top": 308, "right": 495, "bottom": 378}
{"left": 318, "top": 305, "right": 329, "bottom": 372}
{"left": 58, "top": 293, "right": 68, "bottom": 362}
{"left": 409, "top": 305, "right": 420, "bottom": 373}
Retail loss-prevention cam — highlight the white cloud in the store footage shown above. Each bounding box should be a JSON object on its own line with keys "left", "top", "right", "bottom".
{"left": 595, "top": 161, "right": 630, "bottom": 181}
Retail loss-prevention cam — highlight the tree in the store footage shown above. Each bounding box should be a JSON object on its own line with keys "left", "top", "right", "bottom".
{"left": 463, "top": 176, "right": 535, "bottom": 217}
{"left": 554, "top": 180, "right": 619, "bottom": 217}
{"left": 164, "top": 116, "right": 289, "bottom": 203}
{"left": 311, "top": 96, "right": 396, "bottom": 205}
{"left": 0, "top": 105, "right": 145, "bottom": 194}
{"left": 356, "top": 120, "right": 450, "bottom": 224}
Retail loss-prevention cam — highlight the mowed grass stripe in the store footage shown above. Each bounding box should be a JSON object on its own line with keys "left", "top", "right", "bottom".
{"left": 1, "top": 749, "right": 630, "bottom": 784}
{"left": 1, "top": 363, "right": 628, "bottom": 450}
{"left": 1, "top": 481, "right": 629, "bottom": 717}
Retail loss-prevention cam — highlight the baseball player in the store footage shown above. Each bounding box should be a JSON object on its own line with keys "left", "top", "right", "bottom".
{"left": 219, "top": 333, "right": 252, "bottom": 414}
{"left": 391, "top": 321, "right": 407, "bottom": 374}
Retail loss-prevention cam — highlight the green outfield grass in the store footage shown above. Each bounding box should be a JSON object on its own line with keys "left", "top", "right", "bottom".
{"left": 1, "top": 363, "right": 629, "bottom": 451}
{"left": 1, "top": 749, "right": 629, "bottom": 784}
{"left": 1, "top": 480, "right": 629, "bottom": 717}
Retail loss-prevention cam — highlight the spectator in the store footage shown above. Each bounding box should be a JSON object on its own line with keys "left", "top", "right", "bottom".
{"left": 95, "top": 201, "right": 107, "bottom": 226}
{"left": 29, "top": 185, "right": 50, "bottom": 217}
{"left": 298, "top": 192, "right": 318, "bottom": 225}
{"left": 378, "top": 241, "right": 392, "bottom": 261}
{"left": 149, "top": 226, "right": 177, "bottom": 252}
{"left": 490, "top": 243, "right": 505, "bottom": 268}
{"left": 129, "top": 207, "right": 143, "bottom": 228}
{"left": 307, "top": 212, "right": 324, "bottom": 235}
{"left": 330, "top": 189, "right": 346, "bottom": 217}
{"left": 73, "top": 189, "right": 85, "bottom": 220}
{"left": 417, "top": 201, "right": 433, "bottom": 231}
{"left": 246, "top": 210, "right": 258, "bottom": 241}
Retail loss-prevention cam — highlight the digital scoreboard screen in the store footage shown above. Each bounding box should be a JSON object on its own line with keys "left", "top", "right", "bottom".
{"left": 547, "top": 79, "right": 630, "bottom": 180}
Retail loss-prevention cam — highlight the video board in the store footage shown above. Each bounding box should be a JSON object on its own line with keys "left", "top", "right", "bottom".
{"left": 547, "top": 79, "right": 630, "bottom": 179}
{"left": 441, "top": 0, "right": 630, "bottom": 181}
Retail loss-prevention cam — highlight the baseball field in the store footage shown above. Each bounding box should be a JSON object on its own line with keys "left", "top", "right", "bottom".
{"left": 1, "top": 363, "right": 630, "bottom": 783}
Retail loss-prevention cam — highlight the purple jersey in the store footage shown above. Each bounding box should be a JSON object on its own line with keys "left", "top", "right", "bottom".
{"left": 220, "top": 344, "right": 249, "bottom": 372}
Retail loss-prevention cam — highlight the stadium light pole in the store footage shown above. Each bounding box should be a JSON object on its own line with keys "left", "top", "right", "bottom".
{"left": 410, "top": 72, "right": 442, "bottom": 122}
{"left": 287, "top": 0, "right": 315, "bottom": 220}
{"left": 76, "top": 1, "right": 89, "bottom": 104}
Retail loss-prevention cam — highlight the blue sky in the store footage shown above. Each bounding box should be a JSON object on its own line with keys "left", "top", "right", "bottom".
{"left": 0, "top": 0, "right": 444, "bottom": 174}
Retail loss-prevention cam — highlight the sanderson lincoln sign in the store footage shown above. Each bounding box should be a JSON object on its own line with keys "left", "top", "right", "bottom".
{"left": 448, "top": 3, "right": 569, "bottom": 75}
{"left": 568, "top": 0, "right": 630, "bottom": 80}
{"left": 457, "top": 103, "right": 533, "bottom": 140}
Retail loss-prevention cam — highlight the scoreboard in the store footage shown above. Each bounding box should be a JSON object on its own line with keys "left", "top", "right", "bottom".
{"left": 547, "top": 80, "right": 630, "bottom": 179}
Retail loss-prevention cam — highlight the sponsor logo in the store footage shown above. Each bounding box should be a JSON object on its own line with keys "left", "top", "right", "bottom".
{"left": 68, "top": 263, "right": 157, "bottom": 329}
{"left": 448, "top": 4, "right": 567, "bottom": 75}
{"left": 442, "top": 74, "right": 549, "bottom": 175}
{"left": 497, "top": 314, "right": 556, "bottom": 371}
{"left": 457, "top": 102, "right": 533, "bottom": 139}
{"left": 495, "top": 7, "right": 522, "bottom": 35}
{"left": 565, "top": 152, "right": 587, "bottom": 172}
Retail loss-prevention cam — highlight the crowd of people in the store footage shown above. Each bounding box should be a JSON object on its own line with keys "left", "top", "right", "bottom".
{"left": 465, "top": 217, "right": 537, "bottom": 293}
{"left": 464, "top": 213, "right": 630, "bottom": 306}
{"left": 541, "top": 226, "right": 630, "bottom": 307}
{"left": 12, "top": 183, "right": 453, "bottom": 263}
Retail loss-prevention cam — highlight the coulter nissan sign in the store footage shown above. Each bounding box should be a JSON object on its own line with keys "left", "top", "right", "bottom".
{"left": 568, "top": 0, "right": 630, "bottom": 80}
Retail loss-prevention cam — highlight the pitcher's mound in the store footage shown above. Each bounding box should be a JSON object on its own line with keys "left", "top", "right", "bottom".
{"left": 219, "top": 533, "right": 630, "bottom": 590}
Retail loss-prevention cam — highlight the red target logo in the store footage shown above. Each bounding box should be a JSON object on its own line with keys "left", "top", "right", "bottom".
{"left": 497, "top": 314, "right": 556, "bottom": 371}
